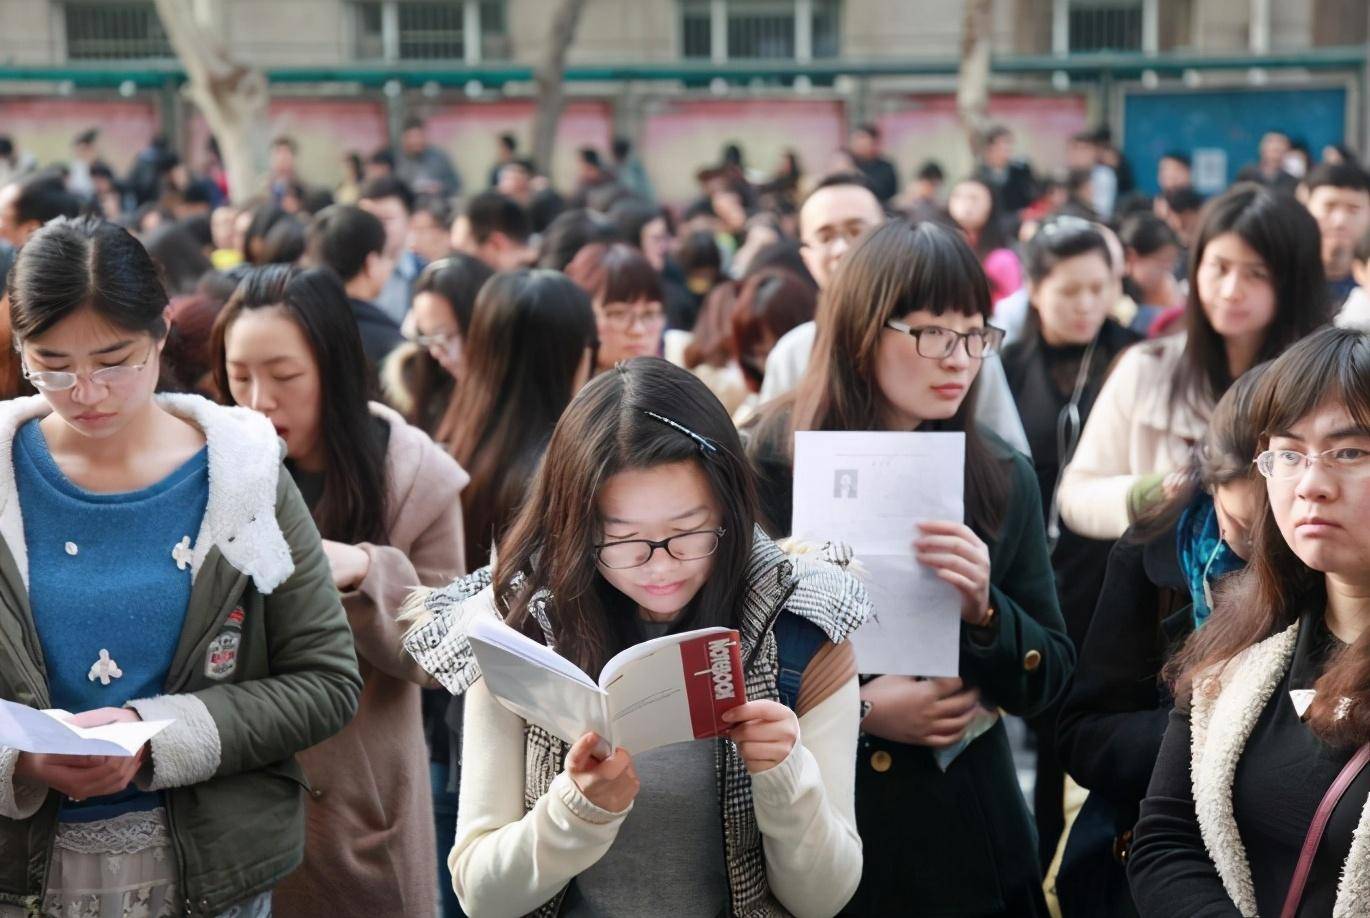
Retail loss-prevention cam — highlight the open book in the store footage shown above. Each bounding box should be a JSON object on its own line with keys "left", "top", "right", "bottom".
{"left": 0, "top": 698, "right": 171, "bottom": 757}
{"left": 467, "top": 616, "right": 746, "bottom": 755}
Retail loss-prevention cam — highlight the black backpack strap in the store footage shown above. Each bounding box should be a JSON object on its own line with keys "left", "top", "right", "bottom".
{"left": 772, "top": 612, "right": 828, "bottom": 711}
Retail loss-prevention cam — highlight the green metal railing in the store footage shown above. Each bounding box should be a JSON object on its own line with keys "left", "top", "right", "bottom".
{"left": 0, "top": 45, "right": 1363, "bottom": 90}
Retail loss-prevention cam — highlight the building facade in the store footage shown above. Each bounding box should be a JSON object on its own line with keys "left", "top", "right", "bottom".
{"left": 0, "top": 0, "right": 1365, "bottom": 201}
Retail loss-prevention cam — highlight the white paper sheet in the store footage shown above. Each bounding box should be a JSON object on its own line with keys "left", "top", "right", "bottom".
{"left": 0, "top": 699, "right": 171, "bottom": 757}
{"left": 792, "top": 430, "right": 966, "bottom": 676}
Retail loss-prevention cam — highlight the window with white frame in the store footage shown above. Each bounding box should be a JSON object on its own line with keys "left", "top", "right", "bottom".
{"left": 63, "top": 1, "right": 173, "bottom": 60}
{"left": 1066, "top": 0, "right": 1144, "bottom": 52}
{"left": 353, "top": 0, "right": 508, "bottom": 63}
{"left": 681, "top": 0, "right": 841, "bottom": 61}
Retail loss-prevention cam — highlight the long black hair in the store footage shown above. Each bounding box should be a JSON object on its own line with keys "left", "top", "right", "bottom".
{"left": 440, "top": 269, "right": 597, "bottom": 569}
{"left": 1173, "top": 183, "right": 1329, "bottom": 420}
{"left": 211, "top": 265, "right": 389, "bottom": 545}
{"left": 10, "top": 215, "right": 169, "bottom": 342}
{"left": 494, "top": 357, "right": 759, "bottom": 677}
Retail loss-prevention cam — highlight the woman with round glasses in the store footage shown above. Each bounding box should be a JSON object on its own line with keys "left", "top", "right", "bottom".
{"left": 403, "top": 357, "right": 870, "bottom": 917}
{"left": 565, "top": 242, "right": 668, "bottom": 373}
{"left": 746, "top": 219, "right": 1073, "bottom": 916}
{"left": 1000, "top": 217, "right": 1140, "bottom": 864}
{"left": 1129, "top": 327, "right": 1370, "bottom": 917}
{"left": 382, "top": 253, "right": 493, "bottom": 436}
{"left": 1057, "top": 183, "right": 1330, "bottom": 541}
{"left": 0, "top": 217, "right": 361, "bottom": 916}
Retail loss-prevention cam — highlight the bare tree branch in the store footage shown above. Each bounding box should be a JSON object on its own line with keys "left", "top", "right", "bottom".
{"left": 957, "top": 0, "right": 993, "bottom": 157}
{"left": 154, "top": 0, "right": 270, "bottom": 204}
{"left": 531, "top": 0, "right": 588, "bottom": 177}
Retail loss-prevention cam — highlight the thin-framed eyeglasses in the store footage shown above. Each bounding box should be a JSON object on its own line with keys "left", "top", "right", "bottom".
{"left": 884, "top": 320, "right": 1006, "bottom": 359}
{"left": 1254, "top": 447, "right": 1370, "bottom": 480}
{"left": 22, "top": 342, "right": 157, "bottom": 393}
{"left": 802, "top": 222, "right": 871, "bottom": 252}
{"left": 600, "top": 304, "right": 666, "bottom": 331}
{"left": 408, "top": 330, "right": 457, "bottom": 350}
{"left": 593, "top": 527, "right": 726, "bottom": 570}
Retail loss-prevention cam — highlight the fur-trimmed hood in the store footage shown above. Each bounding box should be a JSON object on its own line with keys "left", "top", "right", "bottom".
{"left": 0, "top": 393, "right": 294, "bottom": 594}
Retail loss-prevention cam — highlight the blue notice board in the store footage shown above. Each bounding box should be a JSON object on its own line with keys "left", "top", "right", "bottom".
{"left": 1122, "top": 86, "right": 1348, "bottom": 196}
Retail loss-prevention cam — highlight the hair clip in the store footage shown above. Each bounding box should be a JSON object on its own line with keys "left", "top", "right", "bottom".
{"left": 640, "top": 409, "right": 719, "bottom": 454}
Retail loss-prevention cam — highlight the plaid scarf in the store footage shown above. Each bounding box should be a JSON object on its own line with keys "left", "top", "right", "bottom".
{"left": 404, "top": 527, "right": 870, "bottom": 917}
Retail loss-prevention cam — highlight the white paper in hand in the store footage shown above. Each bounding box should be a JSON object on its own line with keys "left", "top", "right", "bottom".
{"left": 0, "top": 698, "right": 171, "bottom": 757}
{"left": 792, "top": 430, "right": 966, "bottom": 676}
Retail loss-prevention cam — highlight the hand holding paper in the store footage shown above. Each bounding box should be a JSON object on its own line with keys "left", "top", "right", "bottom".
{"left": 0, "top": 698, "right": 170, "bottom": 757}
{"left": 792, "top": 431, "right": 967, "bottom": 676}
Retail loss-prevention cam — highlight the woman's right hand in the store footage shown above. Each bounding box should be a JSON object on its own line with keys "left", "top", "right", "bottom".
{"left": 14, "top": 750, "right": 145, "bottom": 800}
{"left": 565, "top": 731, "right": 640, "bottom": 813}
{"left": 859, "top": 676, "right": 982, "bottom": 748}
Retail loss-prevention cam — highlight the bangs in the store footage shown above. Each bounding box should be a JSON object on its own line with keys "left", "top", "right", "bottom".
{"left": 601, "top": 247, "right": 664, "bottom": 306}
{"left": 881, "top": 222, "right": 993, "bottom": 323}
{"left": 1258, "top": 328, "right": 1370, "bottom": 443}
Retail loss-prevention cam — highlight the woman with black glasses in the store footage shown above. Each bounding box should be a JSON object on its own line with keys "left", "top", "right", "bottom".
{"left": 404, "top": 357, "right": 871, "bottom": 917}
{"left": 746, "top": 219, "right": 1074, "bottom": 916}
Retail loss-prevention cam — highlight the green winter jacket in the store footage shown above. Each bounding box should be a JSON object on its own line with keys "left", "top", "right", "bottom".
{"left": 0, "top": 394, "right": 362, "bottom": 917}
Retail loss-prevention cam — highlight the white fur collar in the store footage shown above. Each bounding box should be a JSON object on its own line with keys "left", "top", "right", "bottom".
{"left": 1190, "top": 621, "right": 1370, "bottom": 916}
{"left": 0, "top": 393, "right": 294, "bottom": 594}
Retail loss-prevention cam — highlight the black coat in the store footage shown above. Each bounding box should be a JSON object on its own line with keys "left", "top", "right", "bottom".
{"left": 348, "top": 296, "right": 406, "bottom": 372}
{"left": 1127, "top": 610, "right": 1362, "bottom": 917}
{"left": 1051, "top": 527, "right": 1190, "bottom": 916}
{"left": 748, "top": 425, "right": 1076, "bottom": 916}
{"left": 1057, "top": 529, "right": 1190, "bottom": 810}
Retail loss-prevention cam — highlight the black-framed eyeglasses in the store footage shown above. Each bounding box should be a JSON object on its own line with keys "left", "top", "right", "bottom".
{"left": 593, "top": 527, "right": 726, "bottom": 570}
{"left": 884, "top": 320, "right": 1006, "bottom": 359}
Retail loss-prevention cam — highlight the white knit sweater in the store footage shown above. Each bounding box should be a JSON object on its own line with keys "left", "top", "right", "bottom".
{"left": 450, "top": 673, "right": 862, "bottom": 918}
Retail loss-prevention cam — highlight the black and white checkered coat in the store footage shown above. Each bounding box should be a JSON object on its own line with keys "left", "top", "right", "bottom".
{"left": 403, "top": 527, "right": 870, "bottom": 917}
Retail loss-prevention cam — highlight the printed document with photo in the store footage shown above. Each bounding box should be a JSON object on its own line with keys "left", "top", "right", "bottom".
{"left": 792, "top": 430, "right": 965, "bottom": 676}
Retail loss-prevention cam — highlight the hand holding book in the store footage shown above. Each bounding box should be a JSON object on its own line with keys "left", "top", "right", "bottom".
{"left": 565, "top": 731, "right": 640, "bottom": 813}
{"left": 722, "top": 701, "right": 800, "bottom": 775}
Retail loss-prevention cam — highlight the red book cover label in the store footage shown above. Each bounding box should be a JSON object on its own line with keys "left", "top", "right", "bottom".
{"left": 680, "top": 630, "right": 746, "bottom": 738}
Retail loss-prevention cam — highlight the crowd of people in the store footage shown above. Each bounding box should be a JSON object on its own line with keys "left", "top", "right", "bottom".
{"left": 0, "top": 111, "right": 1369, "bottom": 918}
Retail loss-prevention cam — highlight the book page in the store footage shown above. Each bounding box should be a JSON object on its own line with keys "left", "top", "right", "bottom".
{"left": 792, "top": 430, "right": 965, "bottom": 676}
{"left": 601, "top": 629, "right": 744, "bottom": 754}
{"left": 467, "top": 617, "right": 610, "bottom": 746}
{"left": 0, "top": 699, "right": 170, "bottom": 756}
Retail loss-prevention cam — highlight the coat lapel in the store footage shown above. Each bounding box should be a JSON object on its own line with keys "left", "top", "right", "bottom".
{"left": 1191, "top": 623, "right": 1299, "bottom": 917}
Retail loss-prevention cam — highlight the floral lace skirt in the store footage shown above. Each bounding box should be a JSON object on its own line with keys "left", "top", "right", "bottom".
{"left": 0, "top": 809, "right": 270, "bottom": 918}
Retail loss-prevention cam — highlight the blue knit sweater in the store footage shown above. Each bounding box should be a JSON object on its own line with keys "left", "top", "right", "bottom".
{"left": 14, "top": 419, "right": 209, "bottom": 820}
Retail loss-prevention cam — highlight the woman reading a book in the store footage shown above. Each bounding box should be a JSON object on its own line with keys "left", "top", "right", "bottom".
{"left": 0, "top": 217, "right": 361, "bottom": 917}
{"left": 404, "top": 356, "right": 870, "bottom": 918}
{"left": 745, "top": 218, "right": 1075, "bottom": 916}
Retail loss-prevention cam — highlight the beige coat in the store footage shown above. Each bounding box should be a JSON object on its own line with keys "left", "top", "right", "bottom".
{"left": 1057, "top": 333, "right": 1209, "bottom": 540}
{"left": 274, "top": 403, "right": 468, "bottom": 918}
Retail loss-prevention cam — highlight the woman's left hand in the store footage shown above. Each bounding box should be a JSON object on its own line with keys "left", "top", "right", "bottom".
{"left": 915, "top": 520, "right": 992, "bottom": 626}
{"left": 722, "top": 700, "right": 799, "bottom": 774}
{"left": 321, "top": 540, "right": 371, "bottom": 591}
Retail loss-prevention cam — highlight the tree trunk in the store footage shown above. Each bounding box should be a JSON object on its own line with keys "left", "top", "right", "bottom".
{"left": 531, "top": 0, "right": 588, "bottom": 179}
{"left": 155, "top": 0, "right": 270, "bottom": 205}
{"left": 957, "top": 0, "right": 994, "bottom": 158}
